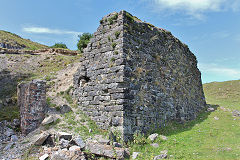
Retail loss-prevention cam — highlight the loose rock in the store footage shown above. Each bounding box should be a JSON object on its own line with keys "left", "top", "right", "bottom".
{"left": 232, "top": 110, "right": 240, "bottom": 117}
{"left": 41, "top": 115, "right": 55, "bottom": 125}
{"left": 11, "top": 135, "right": 18, "bottom": 142}
{"left": 86, "top": 142, "right": 129, "bottom": 159}
{"left": 60, "top": 105, "right": 72, "bottom": 114}
{"left": 58, "top": 132, "right": 72, "bottom": 140}
{"left": 39, "top": 153, "right": 49, "bottom": 160}
{"left": 151, "top": 143, "right": 159, "bottom": 148}
{"left": 132, "top": 152, "right": 140, "bottom": 159}
{"left": 148, "top": 133, "right": 158, "bottom": 141}
{"left": 69, "top": 145, "right": 81, "bottom": 152}
{"left": 34, "top": 132, "right": 50, "bottom": 146}
{"left": 159, "top": 135, "right": 168, "bottom": 141}
{"left": 71, "top": 136, "right": 85, "bottom": 149}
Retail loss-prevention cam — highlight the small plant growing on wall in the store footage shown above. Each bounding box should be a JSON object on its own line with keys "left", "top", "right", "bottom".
{"left": 111, "top": 42, "right": 117, "bottom": 49}
{"left": 115, "top": 31, "right": 120, "bottom": 39}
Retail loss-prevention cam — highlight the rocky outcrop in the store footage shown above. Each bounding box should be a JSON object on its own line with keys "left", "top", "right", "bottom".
{"left": 0, "top": 42, "right": 25, "bottom": 50}
{"left": 0, "top": 47, "right": 78, "bottom": 55}
{"left": 18, "top": 80, "right": 47, "bottom": 135}
{"left": 73, "top": 10, "right": 206, "bottom": 141}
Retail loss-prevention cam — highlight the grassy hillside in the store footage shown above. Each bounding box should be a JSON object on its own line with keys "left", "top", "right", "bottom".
{"left": 0, "top": 30, "right": 48, "bottom": 50}
{"left": 204, "top": 80, "right": 240, "bottom": 110}
{"left": 129, "top": 80, "right": 240, "bottom": 159}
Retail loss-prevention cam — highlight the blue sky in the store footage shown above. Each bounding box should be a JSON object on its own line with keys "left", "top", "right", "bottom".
{"left": 1, "top": 0, "right": 240, "bottom": 83}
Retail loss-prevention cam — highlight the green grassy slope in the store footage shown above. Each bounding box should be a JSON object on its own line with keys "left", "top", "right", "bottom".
{"left": 204, "top": 80, "right": 240, "bottom": 110}
{"left": 0, "top": 30, "right": 48, "bottom": 50}
{"left": 129, "top": 80, "right": 240, "bottom": 159}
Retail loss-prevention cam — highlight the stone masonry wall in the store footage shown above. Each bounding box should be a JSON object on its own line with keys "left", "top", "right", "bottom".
{"left": 18, "top": 80, "right": 46, "bottom": 135}
{"left": 122, "top": 12, "right": 206, "bottom": 139}
{"left": 74, "top": 11, "right": 125, "bottom": 131}
{"left": 74, "top": 10, "right": 206, "bottom": 141}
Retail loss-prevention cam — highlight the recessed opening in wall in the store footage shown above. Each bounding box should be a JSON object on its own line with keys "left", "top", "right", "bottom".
{"left": 78, "top": 76, "right": 90, "bottom": 87}
{"left": 103, "top": 89, "right": 109, "bottom": 93}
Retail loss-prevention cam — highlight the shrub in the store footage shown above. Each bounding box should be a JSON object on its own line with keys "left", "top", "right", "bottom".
{"left": 115, "top": 31, "right": 120, "bottom": 39}
{"left": 108, "top": 13, "right": 118, "bottom": 25}
{"left": 133, "top": 131, "right": 149, "bottom": 145}
{"left": 111, "top": 42, "right": 117, "bottom": 49}
{"left": 77, "top": 33, "right": 93, "bottom": 52}
{"left": 50, "top": 43, "right": 68, "bottom": 49}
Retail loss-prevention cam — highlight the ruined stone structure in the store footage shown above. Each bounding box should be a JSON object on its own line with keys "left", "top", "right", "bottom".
{"left": 17, "top": 80, "right": 46, "bottom": 135}
{"left": 73, "top": 11, "right": 206, "bottom": 141}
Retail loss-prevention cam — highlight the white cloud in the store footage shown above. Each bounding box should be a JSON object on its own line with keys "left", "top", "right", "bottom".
{"left": 198, "top": 63, "right": 240, "bottom": 78}
{"left": 22, "top": 27, "right": 81, "bottom": 35}
{"left": 153, "top": 0, "right": 240, "bottom": 18}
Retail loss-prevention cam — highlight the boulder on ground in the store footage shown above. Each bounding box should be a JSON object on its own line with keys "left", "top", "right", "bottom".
{"left": 159, "top": 135, "right": 168, "bottom": 141}
{"left": 60, "top": 105, "right": 72, "bottom": 114}
{"left": 132, "top": 152, "right": 140, "bottom": 159}
{"left": 34, "top": 132, "right": 50, "bottom": 146}
{"left": 148, "top": 133, "right": 158, "bottom": 141}
{"left": 232, "top": 110, "right": 240, "bottom": 117}
{"left": 70, "top": 136, "right": 85, "bottom": 149}
{"left": 86, "top": 142, "right": 130, "bottom": 159}
{"left": 58, "top": 132, "right": 72, "bottom": 140}
{"left": 39, "top": 153, "right": 49, "bottom": 160}
{"left": 41, "top": 115, "right": 55, "bottom": 125}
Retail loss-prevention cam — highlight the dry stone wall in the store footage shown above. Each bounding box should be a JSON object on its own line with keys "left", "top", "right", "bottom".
{"left": 73, "top": 10, "right": 206, "bottom": 141}
{"left": 17, "top": 80, "right": 47, "bottom": 135}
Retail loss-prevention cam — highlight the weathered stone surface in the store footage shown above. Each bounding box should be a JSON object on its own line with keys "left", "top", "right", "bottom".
{"left": 69, "top": 145, "right": 81, "bottom": 152}
{"left": 86, "top": 142, "right": 129, "bottom": 159}
{"left": 207, "top": 107, "right": 215, "bottom": 112}
{"left": 159, "top": 135, "right": 168, "bottom": 141}
{"left": 60, "top": 105, "right": 72, "bottom": 114}
{"left": 34, "top": 132, "right": 50, "bottom": 146}
{"left": 18, "top": 80, "right": 47, "bottom": 135}
{"left": 58, "top": 132, "right": 72, "bottom": 140}
{"left": 113, "top": 142, "right": 122, "bottom": 148}
{"left": 132, "top": 152, "right": 140, "bottom": 159}
{"left": 151, "top": 143, "right": 159, "bottom": 148}
{"left": 73, "top": 10, "right": 206, "bottom": 141}
{"left": 11, "top": 135, "right": 18, "bottom": 142}
{"left": 154, "top": 150, "right": 168, "bottom": 159}
{"left": 232, "top": 110, "right": 240, "bottom": 117}
{"left": 71, "top": 136, "right": 85, "bottom": 149}
{"left": 41, "top": 115, "right": 55, "bottom": 125}
{"left": 148, "top": 133, "right": 159, "bottom": 141}
{"left": 60, "top": 139, "right": 70, "bottom": 148}
{"left": 39, "top": 153, "right": 49, "bottom": 160}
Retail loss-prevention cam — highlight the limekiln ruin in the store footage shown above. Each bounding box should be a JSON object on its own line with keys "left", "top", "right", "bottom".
{"left": 73, "top": 10, "right": 206, "bottom": 141}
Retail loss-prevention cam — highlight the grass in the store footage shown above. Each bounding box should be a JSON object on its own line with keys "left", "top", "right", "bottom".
{"left": 0, "top": 53, "right": 81, "bottom": 122}
{"left": 0, "top": 105, "right": 20, "bottom": 121}
{"left": 0, "top": 30, "right": 47, "bottom": 50}
{"left": 128, "top": 80, "right": 240, "bottom": 159}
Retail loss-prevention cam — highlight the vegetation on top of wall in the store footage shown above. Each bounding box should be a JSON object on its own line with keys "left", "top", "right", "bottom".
{"left": 115, "top": 31, "right": 120, "bottom": 39}
{"left": 77, "top": 33, "right": 93, "bottom": 53}
{"left": 108, "top": 13, "right": 118, "bottom": 25}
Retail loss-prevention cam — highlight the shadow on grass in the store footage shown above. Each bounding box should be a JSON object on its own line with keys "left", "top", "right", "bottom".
{"left": 153, "top": 104, "right": 220, "bottom": 136}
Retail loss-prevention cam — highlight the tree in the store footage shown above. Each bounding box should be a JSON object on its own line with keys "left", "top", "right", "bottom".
{"left": 50, "top": 43, "right": 68, "bottom": 49}
{"left": 77, "top": 33, "right": 93, "bottom": 52}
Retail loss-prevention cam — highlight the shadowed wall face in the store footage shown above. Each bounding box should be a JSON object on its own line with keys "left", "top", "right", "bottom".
{"left": 74, "top": 10, "right": 206, "bottom": 141}
{"left": 18, "top": 80, "right": 46, "bottom": 135}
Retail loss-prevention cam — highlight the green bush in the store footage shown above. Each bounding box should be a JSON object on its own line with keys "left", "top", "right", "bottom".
{"left": 77, "top": 33, "right": 93, "bottom": 52}
{"left": 115, "top": 31, "right": 120, "bottom": 39}
{"left": 111, "top": 42, "right": 117, "bottom": 49}
{"left": 50, "top": 43, "right": 68, "bottom": 49}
